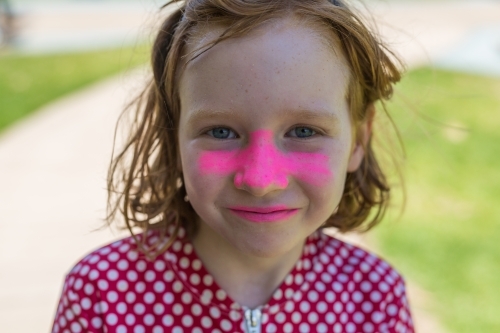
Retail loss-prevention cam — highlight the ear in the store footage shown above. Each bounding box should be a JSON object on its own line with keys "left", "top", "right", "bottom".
{"left": 347, "top": 103, "right": 375, "bottom": 172}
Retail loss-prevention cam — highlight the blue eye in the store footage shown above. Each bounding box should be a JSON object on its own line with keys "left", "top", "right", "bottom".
{"left": 208, "top": 127, "right": 237, "bottom": 139}
{"left": 289, "top": 126, "right": 316, "bottom": 138}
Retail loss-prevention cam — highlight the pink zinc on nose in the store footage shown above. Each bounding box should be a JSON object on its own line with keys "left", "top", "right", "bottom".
{"left": 198, "top": 130, "right": 332, "bottom": 188}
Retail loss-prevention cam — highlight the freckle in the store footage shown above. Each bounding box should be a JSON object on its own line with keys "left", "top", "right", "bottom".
{"left": 245, "top": 89, "right": 248, "bottom": 93}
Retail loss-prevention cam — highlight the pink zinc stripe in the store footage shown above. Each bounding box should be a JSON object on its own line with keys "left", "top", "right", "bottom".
{"left": 199, "top": 130, "right": 332, "bottom": 188}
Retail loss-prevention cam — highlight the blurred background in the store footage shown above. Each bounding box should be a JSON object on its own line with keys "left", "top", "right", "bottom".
{"left": 0, "top": 0, "right": 499, "bottom": 332}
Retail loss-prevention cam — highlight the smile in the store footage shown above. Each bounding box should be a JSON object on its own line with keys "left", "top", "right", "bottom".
{"left": 228, "top": 206, "right": 299, "bottom": 223}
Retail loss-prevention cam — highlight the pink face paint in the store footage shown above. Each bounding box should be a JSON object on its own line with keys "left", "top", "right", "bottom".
{"left": 198, "top": 130, "right": 332, "bottom": 188}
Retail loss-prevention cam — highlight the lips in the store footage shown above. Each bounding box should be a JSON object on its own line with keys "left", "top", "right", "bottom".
{"left": 228, "top": 205, "right": 299, "bottom": 223}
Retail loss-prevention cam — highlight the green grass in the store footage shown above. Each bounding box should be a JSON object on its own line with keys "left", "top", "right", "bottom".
{"left": 0, "top": 45, "right": 149, "bottom": 132}
{"left": 375, "top": 68, "right": 500, "bottom": 333}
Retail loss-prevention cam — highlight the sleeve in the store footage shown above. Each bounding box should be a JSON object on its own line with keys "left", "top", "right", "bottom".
{"left": 384, "top": 276, "right": 415, "bottom": 333}
{"left": 51, "top": 269, "right": 105, "bottom": 333}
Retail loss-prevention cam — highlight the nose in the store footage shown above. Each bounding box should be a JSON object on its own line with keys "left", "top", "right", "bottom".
{"left": 233, "top": 131, "right": 289, "bottom": 196}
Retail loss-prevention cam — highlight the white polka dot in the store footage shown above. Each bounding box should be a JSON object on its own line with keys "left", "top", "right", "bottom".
{"left": 134, "top": 303, "right": 146, "bottom": 315}
{"left": 81, "top": 298, "right": 91, "bottom": 310}
{"left": 126, "top": 248, "right": 139, "bottom": 261}
{"left": 370, "top": 290, "right": 382, "bottom": 302}
{"left": 94, "top": 301, "right": 108, "bottom": 314}
{"left": 144, "top": 314, "right": 155, "bottom": 326}
{"left": 291, "top": 311, "right": 302, "bottom": 323}
{"left": 284, "top": 300, "right": 294, "bottom": 313}
{"left": 116, "top": 259, "right": 128, "bottom": 271}
{"left": 182, "top": 292, "right": 192, "bottom": 304}
{"left": 300, "top": 301, "right": 310, "bottom": 312}
{"left": 135, "top": 282, "right": 146, "bottom": 293}
{"left": 143, "top": 292, "right": 155, "bottom": 304}
{"left": 216, "top": 289, "right": 227, "bottom": 301}
{"left": 145, "top": 270, "right": 156, "bottom": 282}
{"left": 325, "top": 312, "right": 336, "bottom": 324}
{"left": 209, "top": 306, "right": 220, "bottom": 318}
{"left": 173, "top": 303, "right": 183, "bottom": 315}
{"left": 191, "top": 303, "right": 202, "bottom": 316}
{"left": 334, "top": 301, "right": 343, "bottom": 313}
{"left": 163, "top": 292, "right": 174, "bottom": 304}
{"left": 163, "top": 270, "right": 174, "bottom": 282}
{"left": 173, "top": 281, "right": 183, "bottom": 293}
{"left": 219, "top": 319, "right": 231, "bottom": 331}
{"left": 203, "top": 275, "right": 213, "bottom": 286}
{"left": 162, "top": 315, "right": 173, "bottom": 326}
{"left": 89, "top": 255, "right": 100, "bottom": 264}
{"left": 125, "top": 314, "right": 135, "bottom": 325}
{"left": 362, "top": 322, "right": 374, "bottom": 333}
{"left": 341, "top": 291, "right": 349, "bottom": 303}
{"left": 369, "top": 271, "right": 381, "bottom": 283}
{"left": 372, "top": 311, "right": 385, "bottom": 323}
{"left": 178, "top": 314, "right": 192, "bottom": 327}
{"left": 308, "top": 312, "right": 318, "bottom": 324}
{"left": 136, "top": 260, "right": 147, "bottom": 272}
{"left": 338, "top": 273, "right": 348, "bottom": 283}
{"left": 72, "top": 304, "right": 82, "bottom": 316}
{"left": 346, "top": 322, "right": 356, "bottom": 333}
{"left": 133, "top": 325, "right": 145, "bottom": 333}
{"left": 58, "top": 316, "right": 66, "bottom": 327}
{"left": 107, "top": 269, "right": 119, "bottom": 281}
{"left": 284, "top": 323, "right": 293, "bottom": 333}
{"left": 307, "top": 290, "right": 319, "bottom": 303}
{"left": 152, "top": 281, "right": 165, "bottom": 293}
{"left": 116, "top": 302, "right": 127, "bottom": 314}
{"left": 106, "top": 313, "right": 118, "bottom": 326}
{"left": 84, "top": 283, "right": 94, "bottom": 295}
{"left": 294, "top": 273, "right": 304, "bottom": 285}
{"left": 153, "top": 326, "right": 164, "bottom": 333}
{"left": 117, "top": 280, "right": 128, "bottom": 292}
{"left": 317, "top": 323, "right": 328, "bottom": 332}
{"left": 126, "top": 291, "right": 136, "bottom": 303}
{"left": 70, "top": 322, "right": 82, "bottom": 333}
{"left": 360, "top": 281, "right": 372, "bottom": 293}
{"left": 192, "top": 328, "right": 202, "bottom": 333}
{"left": 65, "top": 309, "right": 74, "bottom": 321}
{"left": 97, "top": 261, "right": 109, "bottom": 271}
{"left": 299, "top": 322, "right": 310, "bottom": 332}
{"left": 89, "top": 270, "right": 99, "bottom": 281}
{"left": 314, "top": 281, "right": 326, "bottom": 293}
{"left": 91, "top": 317, "right": 102, "bottom": 329}
{"left": 362, "top": 301, "right": 373, "bottom": 313}
{"left": 152, "top": 303, "right": 164, "bottom": 315}
{"left": 190, "top": 273, "right": 200, "bottom": 285}
{"left": 74, "top": 278, "right": 83, "bottom": 290}
{"left": 266, "top": 323, "right": 277, "bottom": 333}
{"left": 127, "top": 271, "right": 138, "bottom": 282}
{"left": 333, "top": 323, "right": 343, "bottom": 333}
{"left": 116, "top": 325, "right": 127, "bottom": 333}
{"left": 201, "top": 316, "right": 213, "bottom": 328}
{"left": 179, "top": 257, "right": 190, "bottom": 269}
{"left": 154, "top": 261, "right": 166, "bottom": 271}
{"left": 80, "top": 265, "right": 90, "bottom": 276}
{"left": 107, "top": 291, "right": 118, "bottom": 303}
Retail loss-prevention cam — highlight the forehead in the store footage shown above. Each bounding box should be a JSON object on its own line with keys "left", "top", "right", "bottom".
{"left": 179, "top": 16, "right": 351, "bottom": 123}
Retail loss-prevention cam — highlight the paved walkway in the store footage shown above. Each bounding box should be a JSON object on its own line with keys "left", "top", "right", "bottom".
{"left": 1, "top": 1, "right": 499, "bottom": 332}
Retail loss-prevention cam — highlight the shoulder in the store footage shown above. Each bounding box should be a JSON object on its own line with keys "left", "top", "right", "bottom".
{"left": 317, "top": 232, "right": 413, "bottom": 330}
{"left": 319, "top": 231, "right": 405, "bottom": 288}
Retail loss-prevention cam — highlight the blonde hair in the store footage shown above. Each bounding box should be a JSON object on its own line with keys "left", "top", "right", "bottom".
{"left": 108, "top": 0, "right": 402, "bottom": 257}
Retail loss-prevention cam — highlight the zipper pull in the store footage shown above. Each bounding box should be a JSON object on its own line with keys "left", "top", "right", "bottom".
{"left": 243, "top": 307, "right": 262, "bottom": 333}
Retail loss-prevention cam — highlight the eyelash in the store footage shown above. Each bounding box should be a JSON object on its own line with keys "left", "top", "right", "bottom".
{"left": 205, "top": 126, "right": 320, "bottom": 139}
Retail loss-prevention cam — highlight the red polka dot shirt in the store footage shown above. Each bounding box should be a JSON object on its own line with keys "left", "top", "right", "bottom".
{"left": 52, "top": 228, "right": 414, "bottom": 333}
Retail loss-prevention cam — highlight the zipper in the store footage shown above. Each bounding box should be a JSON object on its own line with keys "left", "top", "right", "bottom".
{"left": 243, "top": 307, "right": 262, "bottom": 333}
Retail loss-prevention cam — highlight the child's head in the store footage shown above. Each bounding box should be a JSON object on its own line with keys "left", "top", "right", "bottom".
{"left": 108, "top": 0, "right": 402, "bottom": 255}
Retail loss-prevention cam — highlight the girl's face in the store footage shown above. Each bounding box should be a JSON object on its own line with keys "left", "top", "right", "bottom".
{"left": 178, "top": 18, "right": 366, "bottom": 258}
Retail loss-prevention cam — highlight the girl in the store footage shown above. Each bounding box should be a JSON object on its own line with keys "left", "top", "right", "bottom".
{"left": 52, "top": 0, "right": 414, "bottom": 332}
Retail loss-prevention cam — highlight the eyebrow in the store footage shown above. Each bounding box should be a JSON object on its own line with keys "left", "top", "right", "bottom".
{"left": 186, "top": 107, "right": 341, "bottom": 126}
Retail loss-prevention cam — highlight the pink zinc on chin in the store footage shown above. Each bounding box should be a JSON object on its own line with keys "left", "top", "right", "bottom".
{"left": 198, "top": 130, "right": 332, "bottom": 188}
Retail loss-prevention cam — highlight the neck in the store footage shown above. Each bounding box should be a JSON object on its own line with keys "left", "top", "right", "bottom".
{"left": 191, "top": 221, "right": 304, "bottom": 308}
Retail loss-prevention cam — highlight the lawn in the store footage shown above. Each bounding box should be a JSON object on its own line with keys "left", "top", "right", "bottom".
{"left": 375, "top": 68, "right": 500, "bottom": 333}
{"left": 0, "top": 45, "right": 149, "bottom": 132}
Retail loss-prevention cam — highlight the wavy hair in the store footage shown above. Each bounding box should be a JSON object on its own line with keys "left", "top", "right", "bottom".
{"left": 107, "top": 0, "right": 403, "bottom": 257}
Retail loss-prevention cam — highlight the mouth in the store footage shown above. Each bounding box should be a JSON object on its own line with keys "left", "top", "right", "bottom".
{"left": 228, "top": 205, "right": 299, "bottom": 223}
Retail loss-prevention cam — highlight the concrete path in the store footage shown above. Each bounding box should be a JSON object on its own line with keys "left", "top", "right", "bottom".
{"left": 1, "top": 1, "right": 499, "bottom": 332}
